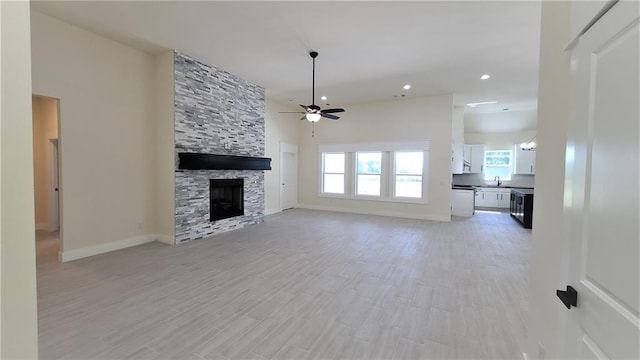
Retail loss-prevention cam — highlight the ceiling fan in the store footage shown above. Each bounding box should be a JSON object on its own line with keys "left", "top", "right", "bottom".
{"left": 280, "top": 51, "right": 345, "bottom": 123}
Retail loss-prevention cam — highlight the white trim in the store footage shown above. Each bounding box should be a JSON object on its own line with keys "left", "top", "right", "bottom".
{"left": 265, "top": 207, "right": 281, "bottom": 215}
{"left": 49, "top": 138, "right": 60, "bottom": 232}
{"left": 297, "top": 204, "right": 450, "bottom": 222}
{"left": 156, "top": 234, "right": 175, "bottom": 245}
{"left": 318, "top": 193, "right": 427, "bottom": 205}
{"left": 279, "top": 142, "right": 298, "bottom": 211}
{"left": 564, "top": 0, "right": 618, "bottom": 51}
{"left": 320, "top": 140, "right": 430, "bottom": 153}
{"left": 60, "top": 234, "right": 159, "bottom": 262}
{"left": 35, "top": 223, "right": 48, "bottom": 231}
{"left": 280, "top": 142, "right": 298, "bottom": 154}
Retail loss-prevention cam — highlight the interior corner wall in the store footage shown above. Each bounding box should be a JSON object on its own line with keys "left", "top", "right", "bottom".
{"left": 525, "top": 1, "right": 571, "bottom": 359}
{"left": 0, "top": 1, "right": 39, "bottom": 358}
{"left": 297, "top": 94, "right": 454, "bottom": 221}
{"left": 30, "top": 11, "right": 158, "bottom": 256}
{"left": 264, "top": 99, "right": 301, "bottom": 215}
{"left": 154, "top": 51, "right": 176, "bottom": 244}
{"left": 32, "top": 96, "right": 59, "bottom": 230}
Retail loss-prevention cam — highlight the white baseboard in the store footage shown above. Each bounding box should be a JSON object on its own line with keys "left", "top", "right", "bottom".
{"left": 60, "top": 234, "right": 159, "bottom": 262}
{"left": 156, "top": 234, "right": 175, "bottom": 245}
{"left": 297, "top": 204, "right": 451, "bottom": 222}
{"left": 265, "top": 208, "right": 281, "bottom": 216}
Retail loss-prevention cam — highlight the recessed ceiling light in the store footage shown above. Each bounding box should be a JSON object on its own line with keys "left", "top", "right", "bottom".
{"left": 320, "top": 96, "right": 327, "bottom": 101}
{"left": 480, "top": 74, "right": 491, "bottom": 80}
{"left": 403, "top": 84, "right": 411, "bottom": 90}
{"left": 466, "top": 101, "right": 498, "bottom": 107}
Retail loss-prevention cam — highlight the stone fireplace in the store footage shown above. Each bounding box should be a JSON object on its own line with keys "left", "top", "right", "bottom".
{"left": 173, "top": 51, "right": 266, "bottom": 243}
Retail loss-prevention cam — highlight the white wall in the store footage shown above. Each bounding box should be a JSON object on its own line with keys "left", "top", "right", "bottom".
{"left": 465, "top": 108, "right": 537, "bottom": 133}
{"left": 0, "top": 1, "right": 39, "bottom": 357}
{"left": 32, "top": 96, "right": 59, "bottom": 230}
{"left": 154, "top": 51, "right": 175, "bottom": 244}
{"left": 297, "top": 95, "right": 454, "bottom": 221}
{"left": 525, "top": 1, "right": 571, "bottom": 359}
{"left": 31, "top": 12, "right": 159, "bottom": 258}
{"left": 264, "top": 99, "right": 300, "bottom": 215}
{"left": 465, "top": 130, "right": 537, "bottom": 151}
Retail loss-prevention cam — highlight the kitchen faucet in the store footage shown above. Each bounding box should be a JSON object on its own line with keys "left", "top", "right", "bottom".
{"left": 494, "top": 176, "right": 502, "bottom": 186}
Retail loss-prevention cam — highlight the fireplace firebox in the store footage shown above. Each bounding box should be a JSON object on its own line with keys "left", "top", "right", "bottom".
{"left": 210, "top": 179, "right": 244, "bottom": 221}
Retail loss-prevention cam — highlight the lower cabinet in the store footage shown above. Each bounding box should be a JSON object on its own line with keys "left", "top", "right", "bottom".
{"left": 451, "top": 190, "right": 475, "bottom": 216}
{"left": 475, "top": 188, "right": 511, "bottom": 209}
{"left": 510, "top": 189, "right": 534, "bottom": 228}
{"left": 497, "top": 189, "right": 511, "bottom": 208}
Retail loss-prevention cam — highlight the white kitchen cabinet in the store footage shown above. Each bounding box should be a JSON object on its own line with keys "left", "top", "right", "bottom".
{"left": 451, "top": 189, "right": 474, "bottom": 216}
{"left": 463, "top": 145, "right": 484, "bottom": 174}
{"left": 475, "top": 188, "right": 511, "bottom": 208}
{"left": 475, "top": 188, "right": 498, "bottom": 207}
{"left": 497, "top": 189, "right": 511, "bottom": 208}
{"left": 514, "top": 145, "right": 536, "bottom": 174}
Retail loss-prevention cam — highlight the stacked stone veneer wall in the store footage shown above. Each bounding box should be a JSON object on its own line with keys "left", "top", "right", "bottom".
{"left": 174, "top": 51, "right": 265, "bottom": 243}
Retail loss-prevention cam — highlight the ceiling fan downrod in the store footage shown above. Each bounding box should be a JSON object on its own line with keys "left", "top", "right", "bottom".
{"left": 310, "top": 51, "right": 318, "bottom": 107}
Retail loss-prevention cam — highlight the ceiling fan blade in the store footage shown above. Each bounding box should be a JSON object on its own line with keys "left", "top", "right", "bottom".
{"left": 300, "top": 116, "right": 307, "bottom": 121}
{"left": 321, "top": 113, "right": 340, "bottom": 120}
{"left": 299, "top": 104, "right": 309, "bottom": 111}
{"left": 321, "top": 108, "right": 345, "bottom": 114}
{"left": 278, "top": 111, "right": 305, "bottom": 114}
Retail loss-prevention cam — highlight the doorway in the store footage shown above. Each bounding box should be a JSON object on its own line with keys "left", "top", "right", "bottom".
{"left": 280, "top": 142, "right": 298, "bottom": 210}
{"left": 32, "top": 95, "right": 61, "bottom": 264}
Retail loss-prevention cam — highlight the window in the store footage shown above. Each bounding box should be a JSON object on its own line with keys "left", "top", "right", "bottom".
{"left": 484, "top": 150, "right": 512, "bottom": 180}
{"left": 356, "top": 152, "right": 382, "bottom": 196}
{"left": 322, "top": 152, "right": 345, "bottom": 194}
{"left": 394, "top": 151, "right": 423, "bottom": 198}
{"left": 319, "top": 141, "right": 430, "bottom": 204}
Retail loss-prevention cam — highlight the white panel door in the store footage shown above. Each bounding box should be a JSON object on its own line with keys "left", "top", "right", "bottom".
{"left": 563, "top": 1, "right": 639, "bottom": 358}
{"left": 280, "top": 143, "right": 298, "bottom": 210}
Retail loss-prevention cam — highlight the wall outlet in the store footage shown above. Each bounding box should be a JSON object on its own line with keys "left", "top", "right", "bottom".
{"left": 537, "top": 341, "right": 545, "bottom": 360}
{"left": 136, "top": 221, "right": 143, "bottom": 231}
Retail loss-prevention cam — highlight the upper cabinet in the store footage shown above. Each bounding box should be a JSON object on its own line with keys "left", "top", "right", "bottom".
{"left": 514, "top": 144, "right": 536, "bottom": 174}
{"left": 463, "top": 144, "right": 484, "bottom": 174}
{"left": 451, "top": 107, "right": 465, "bottom": 174}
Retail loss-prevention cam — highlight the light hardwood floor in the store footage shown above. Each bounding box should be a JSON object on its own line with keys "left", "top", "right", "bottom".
{"left": 37, "top": 209, "right": 531, "bottom": 359}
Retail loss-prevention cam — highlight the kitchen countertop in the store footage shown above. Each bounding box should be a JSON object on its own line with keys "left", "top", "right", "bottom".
{"left": 452, "top": 185, "right": 534, "bottom": 190}
{"left": 510, "top": 188, "right": 535, "bottom": 195}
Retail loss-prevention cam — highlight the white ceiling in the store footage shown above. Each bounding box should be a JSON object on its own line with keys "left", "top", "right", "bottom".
{"left": 31, "top": 1, "right": 541, "bottom": 129}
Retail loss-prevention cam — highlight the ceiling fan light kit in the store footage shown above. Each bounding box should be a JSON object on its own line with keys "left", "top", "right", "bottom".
{"left": 520, "top": 135, "right": 537, "bottom": 151}
{"left": 305, "top": 113, "right": 321, "bottom": 122}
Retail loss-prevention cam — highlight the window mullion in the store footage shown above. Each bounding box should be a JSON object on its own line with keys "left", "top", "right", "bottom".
{"left": 347, "top": 152, "right": 355, "bottom": 196}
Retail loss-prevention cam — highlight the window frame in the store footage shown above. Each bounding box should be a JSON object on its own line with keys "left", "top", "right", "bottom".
{"left": 355, "top": 151, "right": 383, "bottom": 198}
{"left": 318, "top": 141, "right": 430, "bottom": 204}
{"left": 392, "top": 151, "right": 424, "bottom": 199}
{"left": 483, "top": 149, "right": 513, "bottom": 181}
{"left": 320, "top": 152, "right": 346, "bottom": 195}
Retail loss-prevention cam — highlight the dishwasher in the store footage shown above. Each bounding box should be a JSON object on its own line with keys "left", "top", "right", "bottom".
{"left": 451, "top": 186, "right": 475, "bottom": 216}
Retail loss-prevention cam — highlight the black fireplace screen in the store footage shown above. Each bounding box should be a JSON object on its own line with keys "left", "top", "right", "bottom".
{"left": 210, "top": 179, "right": 244, "bottom": 221}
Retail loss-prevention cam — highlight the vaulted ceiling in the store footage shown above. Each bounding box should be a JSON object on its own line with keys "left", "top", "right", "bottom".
{"left": 32, "top": 1, "right": 541, "bottom": 130}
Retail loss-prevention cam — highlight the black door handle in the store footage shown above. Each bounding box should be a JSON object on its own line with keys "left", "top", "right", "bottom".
{"left": 556, "top": 285, "right": 578, "bottom": 309}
